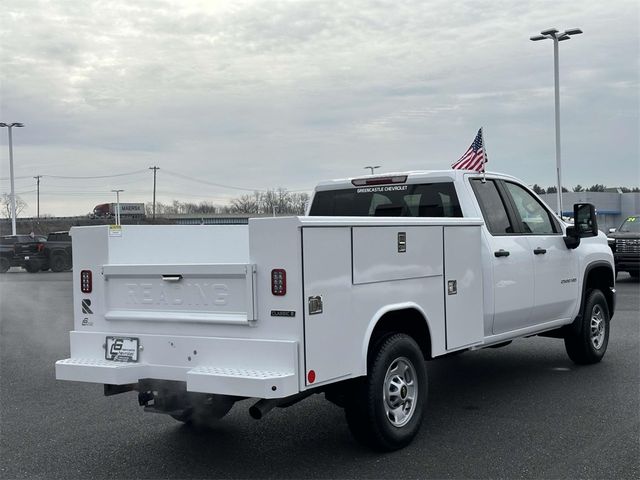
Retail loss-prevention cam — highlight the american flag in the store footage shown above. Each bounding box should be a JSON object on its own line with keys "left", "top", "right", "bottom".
{"left": 451, "top": 128, "right": 487, "bottom": 172}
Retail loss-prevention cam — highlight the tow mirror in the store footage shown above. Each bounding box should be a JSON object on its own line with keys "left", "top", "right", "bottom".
{"left": 574, "top": 203, "right": 598, "bottom": 237}
{"left": 564, "top": 203, "right": 598, "bottom": 249}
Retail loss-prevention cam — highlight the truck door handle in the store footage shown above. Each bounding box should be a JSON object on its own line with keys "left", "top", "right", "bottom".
{"left": 494, "top": 249, "right": 510, "bottom": 257}
{"left": 533, "top": 248, "right": 547, "bottom": 255}
{"left": 162, "top": 275, "right": 183, "bottom": 282}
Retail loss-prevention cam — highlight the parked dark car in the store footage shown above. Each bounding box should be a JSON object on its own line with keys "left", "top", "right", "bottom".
{"left": 0, "top": 235, "right": 47, "bottom": 273}
{"left": 607, "top": 215, "right": 640, "bottom": 279}
{"left": 44, "top": 231, "right": 73, "bottom": 272}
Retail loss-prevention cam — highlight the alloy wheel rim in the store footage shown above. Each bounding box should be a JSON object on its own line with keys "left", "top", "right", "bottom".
{"left": 383, "top": 357, "right": 417, "bottom": 427}
{"left": 590, "top": 305, "right": 606, "bottom": 350}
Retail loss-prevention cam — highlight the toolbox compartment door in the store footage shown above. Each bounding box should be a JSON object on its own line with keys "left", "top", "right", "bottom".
{"left": 102, "top": 263, "right": 257, "bottom": 325}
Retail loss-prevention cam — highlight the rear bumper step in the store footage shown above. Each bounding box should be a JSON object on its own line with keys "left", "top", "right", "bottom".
{"left": 56, "top": 359, "right": 297, "bottom": 398}
{"left": 56, "top": 333, "right": 299, "bottom": 399}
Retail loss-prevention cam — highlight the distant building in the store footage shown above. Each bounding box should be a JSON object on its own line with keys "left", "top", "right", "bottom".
{"left": 540, "top": 192, "right": 640, "bottom": 230}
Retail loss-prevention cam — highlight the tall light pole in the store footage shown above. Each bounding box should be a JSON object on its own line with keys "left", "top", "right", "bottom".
{"left": 364, "top": 165, "right": 380, "bottom": 175}
{"left": 111, "top": 189, "right": 124, "bottom": 225}
{"left": 531, "top": 27, "right": 583, "bottom": 217}
{"left": 149, "top": 166, "right": 159, "bottom": 220}
{"left": 34, "top": 175, "right": 42, "bottom": 219}
{"left": 0, "top": 122, "right": 24, "bottom": 235}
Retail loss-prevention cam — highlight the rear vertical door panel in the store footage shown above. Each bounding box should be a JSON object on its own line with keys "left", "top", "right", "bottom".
{"left": 302, "top": 227, "right": 353, "bottom": 385}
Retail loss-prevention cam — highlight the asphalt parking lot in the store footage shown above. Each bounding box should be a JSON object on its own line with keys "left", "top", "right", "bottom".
{"left": 0, "top": 270, "right": 638, "bottom": 479}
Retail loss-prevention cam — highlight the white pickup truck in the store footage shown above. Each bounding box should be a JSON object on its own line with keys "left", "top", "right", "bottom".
{"left": 56, "top": 170, "right": 615, "bottom": 451}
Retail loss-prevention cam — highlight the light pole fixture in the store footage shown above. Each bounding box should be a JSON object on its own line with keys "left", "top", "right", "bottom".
{"left": 530, "top": 27, "right": 583, "bottom": 217}
{"left": 0, "top": 122, "right": 25, "bottom": 235}
{"left": 111, "top": 189, "right": 124, "bottom": 225}
{"left": 364, "top": 165, "right": 380, "bottom": 175}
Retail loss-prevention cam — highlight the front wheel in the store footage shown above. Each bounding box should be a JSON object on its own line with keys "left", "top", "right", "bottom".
{"left": 345, "top": 333, "right": 427, "bottom": 451}
{"left": 564, "top": 289, "right": 610, "bottom": 365}
{"left": 24, "top": 260, "right": 41, "bottom": 273}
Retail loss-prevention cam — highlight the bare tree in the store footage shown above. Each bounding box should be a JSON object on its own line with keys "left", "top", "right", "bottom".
{"left": 1, "top": 194, "right": 28, "bottom": 218}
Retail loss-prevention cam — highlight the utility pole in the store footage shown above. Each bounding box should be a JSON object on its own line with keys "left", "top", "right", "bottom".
{"left": 364, "top": 165, "right": 380, "bottom": 175}
{"left": 149, "top": 166, "right": 160, "bottom": 220}
{"left": 34, "top": 175, "right": 42, "bottom": 218}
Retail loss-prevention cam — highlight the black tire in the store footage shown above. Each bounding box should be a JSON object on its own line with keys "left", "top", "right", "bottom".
{"left": 50, "top": 254, "right": 67, "bottom": 272}
{"left": 564, "top": 289, "right": 610, "bottom": 365}
{"left": 0, "top": 257, "right": 9, "bottom": 273}
{"left": 24, "top": 260, "right": 41, "bottom": 273}
{"left": 344, "top": 333, "right": 427, "bottom": 451}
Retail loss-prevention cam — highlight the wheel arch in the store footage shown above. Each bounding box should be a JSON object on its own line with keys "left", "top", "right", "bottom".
{"left": 580, "top": 261, "right": 615, "bottom": 320}
{"left": 362, "top": 303, "right": 433, "bottom": 372}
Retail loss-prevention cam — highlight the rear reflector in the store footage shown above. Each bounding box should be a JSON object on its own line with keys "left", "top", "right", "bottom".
{"left": 80, "top": 270, "right": 92, "bottom": 293}
{"left": 351, "top": 175, "right": 408, "bottom": 186}
{"left": 271, "top": 269, "right": 286, "bottom": 296}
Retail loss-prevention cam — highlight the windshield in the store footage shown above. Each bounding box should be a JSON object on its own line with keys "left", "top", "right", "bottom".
{"left": 619, "top": 216, "right": 640, "bottom": 233}
{"left": 309, "top": 182, "right": 462, "bottom": 217}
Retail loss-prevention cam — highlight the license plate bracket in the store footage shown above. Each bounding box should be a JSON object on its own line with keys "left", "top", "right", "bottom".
{"left": 105, "top": 336, "right": 139, "bottom": 362}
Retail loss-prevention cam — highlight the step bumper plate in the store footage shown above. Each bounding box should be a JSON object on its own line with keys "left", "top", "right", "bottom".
{"left": 56, "top": 332, "right": 299, "bottom": 399}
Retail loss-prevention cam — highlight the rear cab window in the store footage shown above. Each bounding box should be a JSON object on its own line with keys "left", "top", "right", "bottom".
{"left": 309, "top": 182, "right": 463, "bottom": 217}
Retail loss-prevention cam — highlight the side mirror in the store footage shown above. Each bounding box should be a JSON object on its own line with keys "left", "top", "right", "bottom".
{"left": 608, "top": 228, "right": 616, "bottom": 233}
{"left": 574, "top": 203, "right": 598, "bottom": 237}
{"left": 564, "top": 225, "right": 580, "bottom": 249}
{"left": 564, "top": 203, "right": 598, "bottom": 249}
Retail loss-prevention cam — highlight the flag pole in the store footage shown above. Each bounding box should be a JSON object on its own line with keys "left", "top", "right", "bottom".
{"left": 481, "top": 127, "right": 487, "bottom": 183}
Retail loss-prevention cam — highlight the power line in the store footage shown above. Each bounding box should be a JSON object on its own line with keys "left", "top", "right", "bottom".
{"left": 161, "top": 169, "right": 265, "bottom": 192}
{"left": 40, "top": 169, "right": 149, "bottom": 179}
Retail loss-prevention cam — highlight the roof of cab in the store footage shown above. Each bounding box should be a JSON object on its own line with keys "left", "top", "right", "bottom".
{"left": 313, "top": 169, "right": 520, "bottom": 191}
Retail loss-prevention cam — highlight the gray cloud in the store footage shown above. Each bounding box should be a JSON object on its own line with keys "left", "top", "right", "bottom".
{"left": 0, "top": 0, "right": 638, "bottom": 216}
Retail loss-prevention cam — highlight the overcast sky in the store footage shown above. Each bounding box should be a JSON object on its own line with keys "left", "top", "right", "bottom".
{"left": 1, "top": 0, "right": 638, "bottom": 216}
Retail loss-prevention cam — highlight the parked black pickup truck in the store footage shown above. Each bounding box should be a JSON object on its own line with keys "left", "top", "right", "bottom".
{"left": 0, "top": 235, "right": 47, "bottom": 273}
{"left": 607, "top": 215, "right": 640, "bottom": 279}
{"left": 44, "top": 231, "right": 73, "bottom": 272}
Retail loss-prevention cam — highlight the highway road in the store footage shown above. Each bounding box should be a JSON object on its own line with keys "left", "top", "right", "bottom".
{"left": 1, "top": 270, "right": 638, "bottom": 479}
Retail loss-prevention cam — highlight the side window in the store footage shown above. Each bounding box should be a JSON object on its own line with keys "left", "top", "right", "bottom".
{"left": 504, "top": 182, "right": 557, "bottom": 234}
{"left": 471, "top": 180, "right": 514, "bottom": 235}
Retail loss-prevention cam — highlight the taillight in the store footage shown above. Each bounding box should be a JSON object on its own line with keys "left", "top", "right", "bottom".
{"left": 37, "top": 243, "right": 44, "bottom": 252}
{"left": 80, "top": 270, "right": 92, "bottom": 293}
{"left": 271, "top": 269, "right": 286, "bottom": 296}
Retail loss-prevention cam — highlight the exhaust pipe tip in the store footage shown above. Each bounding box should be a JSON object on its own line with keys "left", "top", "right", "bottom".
{"left": 249, "top": 405, "right": 263, "bottom": 420}
{"left": 249, "top": 398, "right": 279, "bottom": 420}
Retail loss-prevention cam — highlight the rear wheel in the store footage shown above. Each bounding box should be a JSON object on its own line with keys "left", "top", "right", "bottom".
{"left": 0, "top": 257, "right": 9, "bottom": 273}
{"left": 564, "top": 289, "right": 610, "bottom": 365}
{"left": 50, "top": 254, "right": 67, "bottom": 272}
{"left": 345, "top": 333, "right": 427, "bottom": 451}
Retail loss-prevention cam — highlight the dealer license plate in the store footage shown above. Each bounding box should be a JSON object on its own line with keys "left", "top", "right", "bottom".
{"left": 105, "top": 336, "right": 139, "bottom": 362}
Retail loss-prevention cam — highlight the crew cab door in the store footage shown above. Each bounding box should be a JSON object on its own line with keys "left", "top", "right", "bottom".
{"left": 500, "top": 181, "right": 579, "bottom": 323}
{"left": 471, "top": 179, "right": 534, "bottom": 335}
